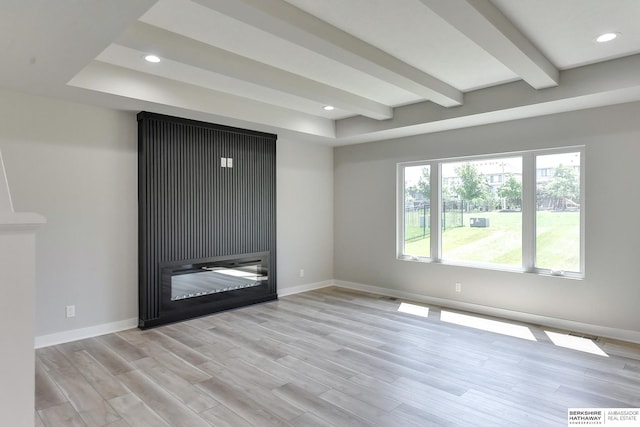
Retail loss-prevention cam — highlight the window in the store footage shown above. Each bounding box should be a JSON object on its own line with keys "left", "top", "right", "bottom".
{"left": 398, "top": 147, "right": 584, "bottom": 277}
{"left": 402, "top": 164, "right": 431, "bottom": 258}
{"left": 441, "top": 156, "right": 522, "bottom": 267}
{"left": 535, "top": 152, "right": 581, "bottom": 273}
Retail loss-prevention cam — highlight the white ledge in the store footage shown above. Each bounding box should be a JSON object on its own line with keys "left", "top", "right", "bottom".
{"left": 0, "top": 212, "right": 46, "bottom": 230}
{"left": 0, "top": 149, "right": 46, "bottom": 229}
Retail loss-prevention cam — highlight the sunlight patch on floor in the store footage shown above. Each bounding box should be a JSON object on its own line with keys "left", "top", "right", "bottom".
{"left": 441, "top": 310, "right": 537, "bottom": 341}
{"left": 544, "top": 331, "right": 609, "bottom": 357}
{"left": 397, "top": 302, "right": 430, "bottom": 318}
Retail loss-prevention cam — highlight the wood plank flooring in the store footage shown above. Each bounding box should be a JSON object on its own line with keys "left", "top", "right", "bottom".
{"left": 35, "top": 287, "right": 640, "bottom": 426}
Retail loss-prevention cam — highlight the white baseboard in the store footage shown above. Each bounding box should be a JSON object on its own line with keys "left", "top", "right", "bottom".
{"left": 278, "top": 280, "right": 334, "bottom": 297}
{"left": 34, "top": 279, "right": 640, "bottom": 348}
{"left": 34, "top": 318, "right": 138, "bottom": 349}
{"left": 333, "top": 280, "right": 640, "bottom": 345}
{"left": 34, "top": 280, "right": 334, "bottom": 349}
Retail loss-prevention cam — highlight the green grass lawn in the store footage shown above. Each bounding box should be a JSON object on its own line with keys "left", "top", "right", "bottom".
{"left": 404, "top": 210, "right": 580, "bottom": 271}
{"left": 535, "top": 211, "right": 581, "bottom": 271}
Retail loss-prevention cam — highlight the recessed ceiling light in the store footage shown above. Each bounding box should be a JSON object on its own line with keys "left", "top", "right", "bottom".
{"left": 323, "top": 105, "right": 335, "bottom": 111}
{"left": 144, "top": 54, "right": 161, "bottom": 63}
{"left": 596, "top": 32, "right": 619, "bottom": 43}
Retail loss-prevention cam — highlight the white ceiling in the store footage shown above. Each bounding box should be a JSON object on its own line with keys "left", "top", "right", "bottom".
{"left": 2, "top": 0, "right": 640, "bottom": 145}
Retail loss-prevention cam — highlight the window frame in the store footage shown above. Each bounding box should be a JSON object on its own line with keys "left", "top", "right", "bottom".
{"left": 530, "top": 147, "right": 585, "bottom": 278}
{"left": 397, "top": 146, "right": 585, "bottom": 279}
{"left": 397, "top": 160, "right": 433, "bottom": 261}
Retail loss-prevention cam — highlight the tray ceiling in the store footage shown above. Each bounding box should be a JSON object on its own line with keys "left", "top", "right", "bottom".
{"left": 2, "top": 0, "right": 640, "bottom": 144}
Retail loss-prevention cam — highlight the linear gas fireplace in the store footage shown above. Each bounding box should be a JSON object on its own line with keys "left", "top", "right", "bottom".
{"left": 158, "top": 253, "right": 271, "bottom": 323}
{"left": 167, "top": 253, "right": 268, "bottom": 301}
{"left": 165, "top": 253, "right": 269, "bottom": 302}
{"left": 138, "top": 112, "right": 277, "bottom": 328}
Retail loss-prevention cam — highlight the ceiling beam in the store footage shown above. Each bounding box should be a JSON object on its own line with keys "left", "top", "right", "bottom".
{"left": 116, "top": 22, "right": 393, "bottom": 120}
{"left": 192, "top": 0, "right": 463, "bottom": 107}
{"left": 68, "top": 61, "right": 336, "bottom": 139}
{"left": 336, "top": 54, "right": 640, "bottom": 143}
{"left": 420, "top": 0, "right": 559, "bottom": 89}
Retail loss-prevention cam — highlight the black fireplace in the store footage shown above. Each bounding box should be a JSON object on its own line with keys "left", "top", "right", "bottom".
{"left": 159, "top": 252, "right": 271, "bottom": 321}
{"left": 138, "top": 112, "right": 277, "bottom": 328}
{"left": 165, "top": 253, "right": 268, "bottom": 302}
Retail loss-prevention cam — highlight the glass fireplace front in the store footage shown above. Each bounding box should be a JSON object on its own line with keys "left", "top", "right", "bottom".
{"left": 162, "top": 253, "right": 269, "bottom": 302}
{"left": 171, "top": 262, "right": 266, "bottom": 300}
{"left": 154, "top": 252, "right": 273, "bottom": 326}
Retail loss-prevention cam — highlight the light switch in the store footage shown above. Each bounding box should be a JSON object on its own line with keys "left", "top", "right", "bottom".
{"left": 221, "top": 157, "right": 227, "bottom": 167}
{"left": 227, "top": 158, "right": 233, "bottom": 168}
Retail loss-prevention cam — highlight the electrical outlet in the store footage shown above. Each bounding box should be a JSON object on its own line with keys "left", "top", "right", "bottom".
{"left": 299, "top": 269, "right": 305, "bottom": 278}
{"left": 65, "top": 305, "right": 76, "bottom": 318}
{"left": 455, "top": 283, "right": 462, "bottom": 292}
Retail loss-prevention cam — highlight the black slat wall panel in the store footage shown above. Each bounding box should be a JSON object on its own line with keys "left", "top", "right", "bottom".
{"left": 138, "top": 112, "right": 277, "bottom": 328}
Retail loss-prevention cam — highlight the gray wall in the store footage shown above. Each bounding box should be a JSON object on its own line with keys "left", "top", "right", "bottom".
{"left": 334, "top": 102, "right": 640, "bottom": 337}
{"left": 0, "top": 87, "right": 334, "bottom": 339}
{"left": 0, "top": 88, "right": 139, "bottom": 338}
{"left": 277, "top": 138, "right": 334, "bottom": 289}
{"left": 3, "top": 82, "right": 638, "bottom": 342}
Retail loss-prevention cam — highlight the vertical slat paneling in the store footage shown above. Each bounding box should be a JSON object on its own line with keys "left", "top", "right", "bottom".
{"left": 138, "top": 112, "right": 277, "bottom": 327}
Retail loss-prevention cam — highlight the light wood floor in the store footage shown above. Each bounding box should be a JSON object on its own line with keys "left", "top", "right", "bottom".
{"left": 35, "top": 287, "right": 640, "bottom": 426}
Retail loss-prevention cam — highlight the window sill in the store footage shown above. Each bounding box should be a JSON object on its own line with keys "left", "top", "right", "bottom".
{"left": 397, "top": 256, "right": 584, "bottom": 280}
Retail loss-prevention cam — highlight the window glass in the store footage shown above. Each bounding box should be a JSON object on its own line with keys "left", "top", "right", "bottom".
{"left": 398, "top": 147, "right": 583, "bottom": 277}
{"left": 403, "top": 164, "right": 430, "bottom": 257}
{"left": 535, "top": 152, "right": 581, "bottom": 272}
{"left": 441, "top": 157, "right": 522, "bottom": 266}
